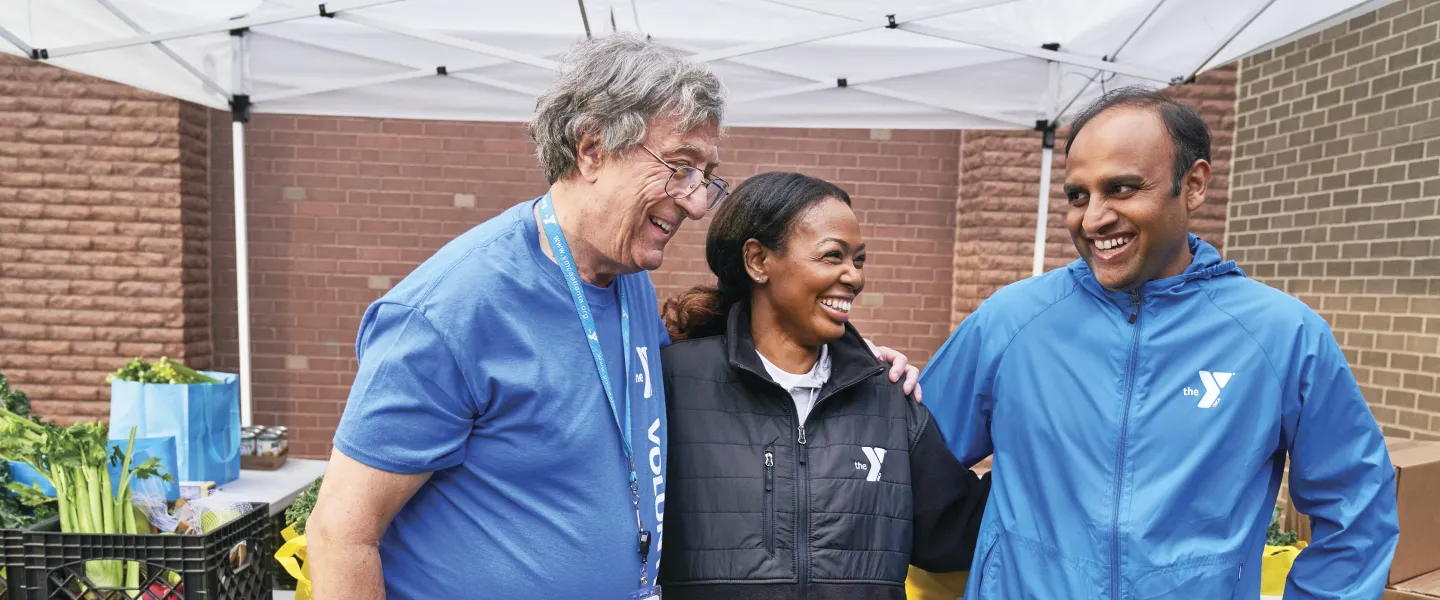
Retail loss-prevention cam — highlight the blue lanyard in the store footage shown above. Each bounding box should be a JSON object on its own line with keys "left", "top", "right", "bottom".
{"left": 537, "top": 194, "right": 653, "bottom": 585}
{"left": 538, "top": 194, "right": 633, "bottom": 458}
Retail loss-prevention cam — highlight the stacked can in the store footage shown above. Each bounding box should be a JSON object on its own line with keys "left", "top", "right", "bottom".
{"left": 240, "top": 426, "right": 264, "bottom": 456}
{"left": 240, "top": 425, "right": 289, "bottom": 456}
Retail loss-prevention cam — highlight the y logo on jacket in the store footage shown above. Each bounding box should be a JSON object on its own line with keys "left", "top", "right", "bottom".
{"left": 1192, "top": 370, "right": 1234, "bottom": 408}
{"left": 856, "top": 447, "right": 887, "bottom": 481}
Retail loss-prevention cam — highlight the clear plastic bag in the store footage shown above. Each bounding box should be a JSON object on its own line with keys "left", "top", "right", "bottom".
{"left": 174, "top": 497, "right": 254, "bottom": 534}
{"left": 130, "top": 476, "right": 180, "bottom": 534}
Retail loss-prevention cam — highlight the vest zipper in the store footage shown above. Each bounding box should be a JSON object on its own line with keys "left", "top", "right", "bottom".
{"left": 764, "top": 449, "right": 776, "bottom": 555}
{"left": 739, "top": 359, "right": 878, "bottom": 600}
{"left": 797, "top": 429, "right": 810, "bottom": 600}
{"left": 1112, "top": 289, "right": 1142, "bottom": 600}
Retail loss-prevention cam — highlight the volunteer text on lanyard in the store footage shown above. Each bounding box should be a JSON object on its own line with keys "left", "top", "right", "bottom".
{"left": 538, "top": 194, "right": 653, "bottom": 589}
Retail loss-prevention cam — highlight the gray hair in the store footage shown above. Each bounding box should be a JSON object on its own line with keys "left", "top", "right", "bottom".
{"left": 528, "top": 33, "right": 727, "bottom": 184}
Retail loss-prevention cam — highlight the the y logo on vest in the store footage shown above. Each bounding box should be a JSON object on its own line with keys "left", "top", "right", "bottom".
{"left": 1188, "top": 371, "right": 1234, "bottom": 408}
{"left": 856, "top": 447, "right": 887, "bottom": 482}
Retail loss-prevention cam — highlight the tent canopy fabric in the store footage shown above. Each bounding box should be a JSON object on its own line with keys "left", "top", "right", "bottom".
{"left": 0, "top": 0, "right": 1396, "bottom": 425}
{"left": 0, "top": 0, "right": 1398, "bottom": 130}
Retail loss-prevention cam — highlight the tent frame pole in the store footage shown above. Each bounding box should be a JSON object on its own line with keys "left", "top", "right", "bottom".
{"left": 92, "top": 0, "right": 230, "bottom": 102}
{"left": 231, "top": 30, "right": 254, "bottom": 428}
{"left": 1050, "top": 0, "right": 1170, "bottom": 123}
{"left": 1033, "top": 59, "right": 1061, "bottom": 277}
{"left": 0, "top": 24, "right": 34, "bottom": 56}
{"left": 898, "top": 23, "right": 1177, "bottom": 83}
{"left": 331, "top": 13, "right": 559, "bottom": 71}
{"left": 33, "top": 0, "right": 402, "bottom": 60}
{"left": 1186, "top": 0, "right": 1279, "bottom": 80}
{"left": 690, "top": 0, "right": 1013, "bottom": 64}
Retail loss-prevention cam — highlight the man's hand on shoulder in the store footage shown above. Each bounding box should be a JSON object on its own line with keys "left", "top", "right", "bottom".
{"left": 866, "top": 338, "right": 922, "bottom": 403}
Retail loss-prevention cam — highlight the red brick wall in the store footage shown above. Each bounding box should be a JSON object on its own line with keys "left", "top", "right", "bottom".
{"left": 950, "top": 66, "right": 1238, "bottom": 325}
{"left": 0, "top": 54, "right": 208, "bottom": 422}
{"left": 207, "top": 115, "right": 960, "bottom": 457}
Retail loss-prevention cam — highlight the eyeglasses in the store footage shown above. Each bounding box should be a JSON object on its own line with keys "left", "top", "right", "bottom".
{"left": 641, "top": 145, "right": 728, "bottom": 210}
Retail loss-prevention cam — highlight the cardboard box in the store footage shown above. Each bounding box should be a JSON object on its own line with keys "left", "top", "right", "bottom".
{"left": 1389, "top": 441, "right": 1440, "bottom": 584}
{"left": 1282, "top": 438, "right": 1440, "bottom": 586}
{"left": 1386, "top": 569, "right": 1440, "bottom": 600}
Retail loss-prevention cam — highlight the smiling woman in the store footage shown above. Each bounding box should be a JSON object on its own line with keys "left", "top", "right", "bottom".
{"left": 656, "top": 172, "right": 991, "bottom": 600}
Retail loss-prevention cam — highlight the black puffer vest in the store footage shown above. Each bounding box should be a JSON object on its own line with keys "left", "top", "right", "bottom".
{"left": 659, "top": 305, "right": 961, "bottom": 600}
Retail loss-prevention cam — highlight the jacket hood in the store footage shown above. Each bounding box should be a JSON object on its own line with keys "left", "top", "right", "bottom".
{"left": 1068, "top": 234, "right": 1244, "bottom": 309}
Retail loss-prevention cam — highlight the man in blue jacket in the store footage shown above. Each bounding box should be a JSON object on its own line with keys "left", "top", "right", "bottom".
{"left": 922, "top": 86, "right": 1399, "bottom": 599}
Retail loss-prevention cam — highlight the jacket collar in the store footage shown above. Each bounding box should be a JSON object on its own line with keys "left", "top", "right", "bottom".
{"left": 1068, "top": 233, "right": 1244, "bottom": 310}
{"left": 724, "top": 301, "right": 886, "bottom": 401}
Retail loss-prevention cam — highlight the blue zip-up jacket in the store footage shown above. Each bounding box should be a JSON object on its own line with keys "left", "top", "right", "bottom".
{"left": 922, "top": 235, "right": 1399, "bottom": 599}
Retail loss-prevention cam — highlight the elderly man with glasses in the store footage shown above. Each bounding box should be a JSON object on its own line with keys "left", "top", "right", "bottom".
{"left": 303, "top": 34, "right": 922, "bottom": 600}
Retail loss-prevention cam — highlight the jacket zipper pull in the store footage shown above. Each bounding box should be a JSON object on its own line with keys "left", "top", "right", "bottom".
{"left": 1128, "top": 290, "right": 1142, "bottom": 324}
{"left": 764, "top": 451, "right": 774, "bottom": 491}
{"left": 797, "top": 424, "right": 807, "bottom": 445}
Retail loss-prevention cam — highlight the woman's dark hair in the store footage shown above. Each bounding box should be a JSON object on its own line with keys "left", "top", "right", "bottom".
{"left": 662, "top": 171, "right": 851, "bottom": 341}
{"left": 1065, "top": 85, "right": 1211, "bottom": 197}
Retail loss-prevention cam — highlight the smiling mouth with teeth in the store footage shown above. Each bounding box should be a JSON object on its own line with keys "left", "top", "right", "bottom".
{"left": 649, "top": 216, "right": 674, "bottom": 234}
{"left": 1093, "top": 236, "right": 1134, "bottom": 252}
{"left": 819, "top": 297, "right": 852, "bottom": 314}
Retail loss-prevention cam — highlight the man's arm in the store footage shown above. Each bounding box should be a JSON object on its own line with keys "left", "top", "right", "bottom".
{"left": 312, "top": 301, "right": 481, "bottom": 599}
{"left": 916, "top": 312, "right": 996, "bottom": 467}
{"left": 307, "top": 450, "right": 430, "bottom": 600}
{"left": 1283, "top": 319, "right": 1399, "bottom": 599}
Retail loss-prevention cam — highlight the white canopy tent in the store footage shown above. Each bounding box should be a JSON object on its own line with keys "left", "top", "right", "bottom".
{"left": 0, "top": 0, "right": 1396, "bottom": 425}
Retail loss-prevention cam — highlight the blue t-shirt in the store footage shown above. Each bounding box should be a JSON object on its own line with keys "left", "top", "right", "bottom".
{"left": 333, "top": 198, "right": 670, "bottom": 600}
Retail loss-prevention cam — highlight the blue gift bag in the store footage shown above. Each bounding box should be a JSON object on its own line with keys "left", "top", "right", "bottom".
{"left": 108, "top": 371, "right": 241, "bottom": 486}
{"left": 106, "top": 435, "right": 181, "bottom": 502}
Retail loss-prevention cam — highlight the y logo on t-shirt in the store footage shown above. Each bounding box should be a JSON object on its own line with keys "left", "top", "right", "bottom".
{"left": 635, "top": 346, "right": 653, "bottom": 399}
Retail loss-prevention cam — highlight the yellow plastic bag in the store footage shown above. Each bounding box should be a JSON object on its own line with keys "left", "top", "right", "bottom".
{"left": 1260, "top": 541, "right": 1307, "bottom": 596}
{"left": 275, "top": 524, "right": 313, "bottom": 600}
{"left": 905, "top": 565, "right": 969, "bottom": 600}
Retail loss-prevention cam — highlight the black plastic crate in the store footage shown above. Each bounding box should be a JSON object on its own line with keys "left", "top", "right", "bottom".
{"left": 2, "top": 522, "right": 25, "bottom": 600}
{"left": 13, "top": 503, "right": 271, "bottom": 600}
{"left": 264, "top": 512, "right": 295, "bottom": 592}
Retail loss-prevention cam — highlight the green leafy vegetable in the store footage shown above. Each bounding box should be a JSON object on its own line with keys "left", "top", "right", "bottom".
{"left": 285, "top": 476, "right": 323, "bottom": 535}
{"left": 106, "top": 357, "right": 220, "bottom": 385}
{"left": 1, "top": 373, "right": 51, "bottom": 530}
{"left": 1267, "top": 505, "right": 1298, "bottom": 547}
{"left": 0, "top": 408, "right": 172, "bottom": 593}
{"left": 0, "top": 372, "right": 31, "bottom": 418}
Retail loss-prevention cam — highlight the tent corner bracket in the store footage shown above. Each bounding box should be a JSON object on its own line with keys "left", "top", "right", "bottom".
{"left": 231, "top": 94, "right": 252, "bottom": 123}
{"left": 1035, "top": 119, "right": 1056, "bottom": 149}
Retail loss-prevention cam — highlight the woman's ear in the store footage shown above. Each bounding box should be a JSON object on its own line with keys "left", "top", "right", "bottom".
{"left": 743, "top": 239, "right": 770, "bottom": 284}
{"left": 575, "top": 131, "right": 605, "bottom": 183}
